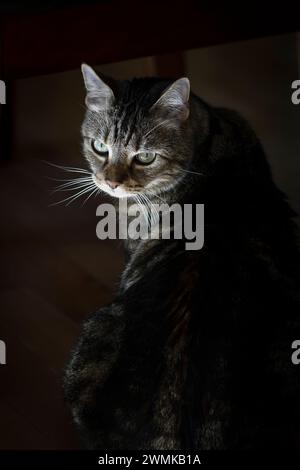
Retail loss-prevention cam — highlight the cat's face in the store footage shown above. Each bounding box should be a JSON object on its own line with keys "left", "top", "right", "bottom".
{"left": 81, "top": 64, "right": 192, "bottom": 199}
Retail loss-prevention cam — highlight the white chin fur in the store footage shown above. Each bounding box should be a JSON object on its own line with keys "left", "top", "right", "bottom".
{"left": 92, "top": 176, "right": 133, "bottom": 199}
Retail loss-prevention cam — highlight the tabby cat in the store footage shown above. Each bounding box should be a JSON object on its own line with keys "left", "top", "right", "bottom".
{"left": 64, "top": 64, "right": 300, "bottom": 449}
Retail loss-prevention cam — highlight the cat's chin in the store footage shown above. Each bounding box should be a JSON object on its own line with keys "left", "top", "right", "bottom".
{"left": 92, "top": 176, "right": 136, "bottom": 199}
{"left": 101, "top": 186, "right": 133, "bottom": 199}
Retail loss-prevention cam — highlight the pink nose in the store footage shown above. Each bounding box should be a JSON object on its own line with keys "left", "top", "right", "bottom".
{"left": 105, "top": 180, "right": 119, "bottom": 189}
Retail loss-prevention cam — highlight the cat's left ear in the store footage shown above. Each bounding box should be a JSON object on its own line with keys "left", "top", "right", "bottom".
{"left": 81, "top": 63, "right": 115, "bottom": 112}
{"left": 150, "top": 78, "right": 190, "bottom": 122}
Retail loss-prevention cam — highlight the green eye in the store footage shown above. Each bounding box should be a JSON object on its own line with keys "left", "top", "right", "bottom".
{"left": 135, "top": 152, "right": 157, "bottom": 165}
{"left": 92, "top": 139, "right": 109, "bottom": 156}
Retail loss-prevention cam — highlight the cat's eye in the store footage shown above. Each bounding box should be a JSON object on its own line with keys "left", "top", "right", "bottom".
{"left": 135, "top": 152, "right": 157, "bottom": 165}
{"left": 92, "top": 139, "right": 109, "bottom": 156}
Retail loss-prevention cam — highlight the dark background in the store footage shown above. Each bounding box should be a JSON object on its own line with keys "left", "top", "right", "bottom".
{"left": 0, "top": 1, "right": 299, "bottom": 449}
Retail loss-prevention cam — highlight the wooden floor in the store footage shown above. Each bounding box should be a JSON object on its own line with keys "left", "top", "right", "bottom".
{"left": 0, "top": 156, "right": 124, "bottom": 449}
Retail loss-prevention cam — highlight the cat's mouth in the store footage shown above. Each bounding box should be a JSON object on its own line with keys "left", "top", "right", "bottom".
{"left": 92, "top": 174, "right": 137, "bottom": 199}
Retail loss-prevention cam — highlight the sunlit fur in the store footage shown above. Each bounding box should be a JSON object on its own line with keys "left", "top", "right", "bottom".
{"left": 81, "top": 77, "right": 201, "bottom": 201}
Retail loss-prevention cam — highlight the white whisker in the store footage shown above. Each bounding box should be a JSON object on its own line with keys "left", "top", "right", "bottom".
{"left": 52, "top": 177, "right": 93, "bottom": 193}
{"left": 140, "top": 192, "right": 159, "bottom": 226}
{"left": 50, "top": 183, "right": 95, "bottom": 206}
{"left": 81, "top": 186, "right": 100, "bottom": 206}
{"left": 46, "top": 176, "right": 92, "bottom": 183}
{"left": 135, "top": 194, "right": 149, "bottom": 226}
{"left": 144, "top": 118, "right": 175, "bottom": 139}
{"left": 146, "top": 190, "right": 167, "bottom": 205}
{"left": 52, "top": 183, "right": 94, "bottom": 194}
{"left": 93, "top": 188, "right": 101, "bottom": 199}
{"left": 43, "top": 160, "right": 91, "bottom": 174}
{"left": 137, "top": 193, "right": 150, "bottom": 225}
{"left": 179, "top": 168, "right": 204, "bottom": 176}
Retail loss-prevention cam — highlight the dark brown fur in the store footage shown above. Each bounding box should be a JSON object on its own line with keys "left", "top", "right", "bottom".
{"left": 64, "top": 68, "right": 300, "bottom": 449}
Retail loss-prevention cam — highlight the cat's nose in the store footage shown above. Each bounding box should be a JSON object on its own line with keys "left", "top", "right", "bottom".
{"left": 105, "top": 180, "right": 120, "bottom": 189}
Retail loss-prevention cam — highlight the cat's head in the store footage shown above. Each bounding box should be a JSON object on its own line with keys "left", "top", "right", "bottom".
{"left": 81, "top": 64, "right": 193, "bottom": 199}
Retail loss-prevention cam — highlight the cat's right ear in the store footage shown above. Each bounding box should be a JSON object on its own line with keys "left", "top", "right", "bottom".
{"left": 81, "top": 64, "right": 115, "bottom": 112}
